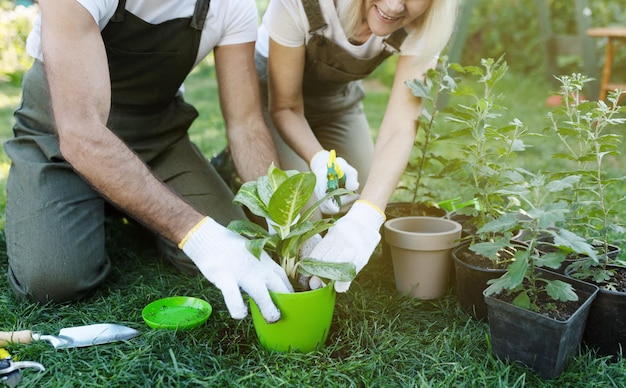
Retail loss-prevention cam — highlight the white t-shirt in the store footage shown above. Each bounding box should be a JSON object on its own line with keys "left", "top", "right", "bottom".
{"left": 26, "top": 0, "right": 259, "bottom": 68}
{"left": 256, "top": 0, "right": 421, "bottom": 59}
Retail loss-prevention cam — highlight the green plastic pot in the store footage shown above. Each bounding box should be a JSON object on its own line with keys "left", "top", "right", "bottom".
{"left": 249, "top": 282, "right": 336, "bottom": 353}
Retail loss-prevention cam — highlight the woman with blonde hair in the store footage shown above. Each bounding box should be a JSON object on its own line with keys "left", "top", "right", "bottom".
{"left": 255, "top": 0, "right": 460, "bottom": 291}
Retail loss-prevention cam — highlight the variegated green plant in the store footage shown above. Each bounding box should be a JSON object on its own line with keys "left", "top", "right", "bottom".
{"left": 227, "top": 163, "right": 356, "bottom": 289}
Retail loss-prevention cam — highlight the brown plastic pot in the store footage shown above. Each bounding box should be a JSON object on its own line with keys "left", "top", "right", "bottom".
{"left": 384, "top": 216, "right": 462, "bottom": 299}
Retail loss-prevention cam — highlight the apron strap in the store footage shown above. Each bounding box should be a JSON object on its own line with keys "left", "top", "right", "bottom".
{"left": 191, "top": 0, "right": 211, "bottom": 30}
{"left": 302, "top": 0, "right": 327, "bottom": 34}
{"left": 383, "top": 28, "right": 408, "bottom": 53}
{"left": 110, "top": 0, "right": 126, "bottom": 23}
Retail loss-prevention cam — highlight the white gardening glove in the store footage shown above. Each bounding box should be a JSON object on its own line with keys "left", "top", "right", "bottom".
{"left": 309, "top": 150, "right": 359, "bottom": 214}
{"left": 308, "top": 200, "right": 385, "bottom": 292}
{"left": 180, "top": 217, "right": 293, "bottom": 323}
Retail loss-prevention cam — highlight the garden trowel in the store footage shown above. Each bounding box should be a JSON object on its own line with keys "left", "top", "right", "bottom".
{"left": 0, "top": 323, "right": 139, "bottom": 349}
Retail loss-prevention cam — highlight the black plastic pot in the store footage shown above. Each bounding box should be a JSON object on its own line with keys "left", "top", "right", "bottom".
{"left": 566, "top": 265, "right": 626, "bottom": 361}
{"left": 452, "top": 241, "right": 506, "bottom": 321}
{"left": 484, "top": 270, "right": 599, "bottom": 379}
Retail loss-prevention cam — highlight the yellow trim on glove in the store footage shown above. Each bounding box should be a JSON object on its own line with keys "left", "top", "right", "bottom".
{"left": 178, "top": 216, "right": 210, "bottom": 249}
{"left": 356, "top": 199, "right": 386, "bottom": 220}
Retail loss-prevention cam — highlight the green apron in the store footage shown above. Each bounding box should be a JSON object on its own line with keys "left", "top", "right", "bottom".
{"left": 256, "top": 0, "right": 407, "bottom": 184}
{"left": 3, "top": 0, "right": 243, "bottom": 302}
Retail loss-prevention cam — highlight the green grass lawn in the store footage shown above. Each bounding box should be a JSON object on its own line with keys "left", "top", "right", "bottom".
{"left": 0, "top": 60, "right": 625, "bottom": 387}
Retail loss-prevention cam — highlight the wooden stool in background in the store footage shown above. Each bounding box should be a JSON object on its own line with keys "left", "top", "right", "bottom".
{"left": 586, "top": 27, "right": 626, "bottom": 101}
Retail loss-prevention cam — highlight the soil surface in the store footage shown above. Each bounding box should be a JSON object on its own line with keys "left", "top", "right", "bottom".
{"left": 456, "top": 247, "right": 510, "bottom": 270}
{"left": 493, "top": 279, "right": 585, "bottom": 321}
{"left": 385, "top": 202, "right": 446, "bottom": 219}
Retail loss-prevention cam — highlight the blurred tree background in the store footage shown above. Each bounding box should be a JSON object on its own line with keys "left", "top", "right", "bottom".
{"left": 462, "top": 0, "right": 625, "bottom": 78}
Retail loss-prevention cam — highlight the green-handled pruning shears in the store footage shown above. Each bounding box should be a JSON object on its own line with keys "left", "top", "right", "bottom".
{"left": 326, "top": 150, "right": 347, "bottom": 208}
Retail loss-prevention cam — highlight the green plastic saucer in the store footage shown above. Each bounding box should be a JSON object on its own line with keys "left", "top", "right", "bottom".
{"left": 142, "top": 296, "right": 212, "bottom": 330}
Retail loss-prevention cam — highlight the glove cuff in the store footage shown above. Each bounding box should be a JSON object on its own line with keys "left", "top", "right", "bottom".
{"left": 178, "top": 217, "right": 210, "bottom": 249}
{"left": 348, "top": 200, "right": 386, "bottom": 230}
{"left": 180, "top": 217, "right": 228, "bottom": 260}
{"left": 309, "top": 150, "right": 329, "bottom": 170}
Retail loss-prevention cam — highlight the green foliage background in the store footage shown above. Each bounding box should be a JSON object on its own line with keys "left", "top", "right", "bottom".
{"left": 462, "top": 0, "right": 626, "bottom": 76}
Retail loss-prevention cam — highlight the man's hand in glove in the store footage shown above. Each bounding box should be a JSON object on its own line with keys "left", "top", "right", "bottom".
{"left": 309, "top": 150, "right": 359, "bottom": 214}
{"left": 308, "top": 200, "right": 386, "bottom": 292}
{"left": 180, "top": 217, "right": 293, "bottom": 323}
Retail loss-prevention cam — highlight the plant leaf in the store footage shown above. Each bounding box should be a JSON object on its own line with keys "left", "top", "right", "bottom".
{"left": 298, "top": 259, "right": 356, "bottom": 282}
{"left": 506, "top": 248, "right": 530, "bottom": 288}
{"left": 544, "top": 279, "right": 579, "bottom": 302}
{"left": 552, "top": 228, "right": 598, "bottom": 263}
{"left": 267, "top": 164, "right": 289, "bottom": 191}
{"left": 535, "top": 251, "right": 567, "bottom": 270}
{"left": 232, "top": 181, "right": 270, "bottom": 219}
{"left": 512, "top": 291, "right": 531, "bottom": 309}
{"left": 476, "top": 213, "right": 519, "bottom": 234}
{"left": 246, "top": 237, "right": 272, "bottom": 260}
{"left": 269, "top": 173, "right": 315, "bottom": 227}
{"left": 226, "top": 219, "right": 269, "bottom": 239}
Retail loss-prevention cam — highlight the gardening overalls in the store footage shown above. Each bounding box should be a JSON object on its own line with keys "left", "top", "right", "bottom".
{"left": 3, "top": 0, "right": 244, "bottom": 302}
{"left": 255, "top": 0, "right": 407, "bottom": 185}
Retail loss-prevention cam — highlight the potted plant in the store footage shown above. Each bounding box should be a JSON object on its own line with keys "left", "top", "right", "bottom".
{"left": 548, "top": 76, "right": 626, "bottom": 360}
{"left": 474, "top": 170, "right": 599, "bottom": 379}
{"left": 382, "top": 57, "right": 454, "bottom": 266}
{"left": 383, "top": 58, "right": 464, "bottom": 299}
{"left": 227, "top": 164, "right": 356, "bottom": 353}
{"left": 442, "top": 57, "right": 532, "bottom": 319}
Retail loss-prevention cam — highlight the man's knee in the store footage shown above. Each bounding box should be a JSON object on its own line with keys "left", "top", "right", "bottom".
{"left": 7, "top": 251, "right": 111, "bottom": 303}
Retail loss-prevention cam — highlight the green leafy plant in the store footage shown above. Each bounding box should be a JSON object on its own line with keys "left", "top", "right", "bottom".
{"left": 548, "top": 75, "right": 626, "bottom": 286}
{"left": 393, "top": 57, "right": 459, "bottom": 215}
{"left": 445, "top": 57, "right": 532, "bottom": 241}
{"left": 227, "top": 164, "right": 356, "bottom": 290}
{"left": 474, "top": 170, "right": 597, "bottom": 312}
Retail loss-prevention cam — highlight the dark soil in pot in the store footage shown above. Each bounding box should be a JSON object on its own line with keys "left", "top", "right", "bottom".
{"left": 452, "top": 241, "right": 510, "bottom": 320}
{"left": 385, "top": 202, "right": 447, "bottom": 219}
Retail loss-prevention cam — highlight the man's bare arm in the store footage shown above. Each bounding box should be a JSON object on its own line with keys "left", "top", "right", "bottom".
{"left": 214, "top": 42, "right": 280, "bottom": 181}
{"left": 39, "top": 0, "right": 203, "bottom": 243}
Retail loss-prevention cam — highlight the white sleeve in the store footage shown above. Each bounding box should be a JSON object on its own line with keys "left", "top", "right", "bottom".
{"left": 262, "top": 0, "right": 308, "bottom": 48}
{"left": 75, "top": 0, "right": 118, "bottom": 28}
{"left": 26, "top": 0, "right": 117, "bottom": 61}
{"left": 216, "top": 0, "right": 259, "bottom": 46}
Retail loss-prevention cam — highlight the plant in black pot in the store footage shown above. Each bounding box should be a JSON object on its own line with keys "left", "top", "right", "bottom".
{"left": 227, "top": 163, "right": 356, "bottom": 353}
{"left": 473, "top": 170, "right": 599, "bottom": 379}
{"left": 538, "top": 74, "right": 625, "bottom": 267}
{"left": 548, "top": 77, "right": 626, "bottom": 360}
{"left": 442, "top": 57, "right": 533, "bottom": 319}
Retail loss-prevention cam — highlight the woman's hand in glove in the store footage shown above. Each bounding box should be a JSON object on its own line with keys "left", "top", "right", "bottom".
{"left": 308, "top": 200, "right": 385, "bottom": 292}
{"left": 309, "top": 150, "right": 359, "bottom": 214}
{"left": 180, "top": 217, "right": 293, "bottom": 323}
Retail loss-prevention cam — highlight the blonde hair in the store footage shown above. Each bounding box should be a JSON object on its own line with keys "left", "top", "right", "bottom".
{"left": 336, "top": 0, "right": 460, "bottom": 65}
